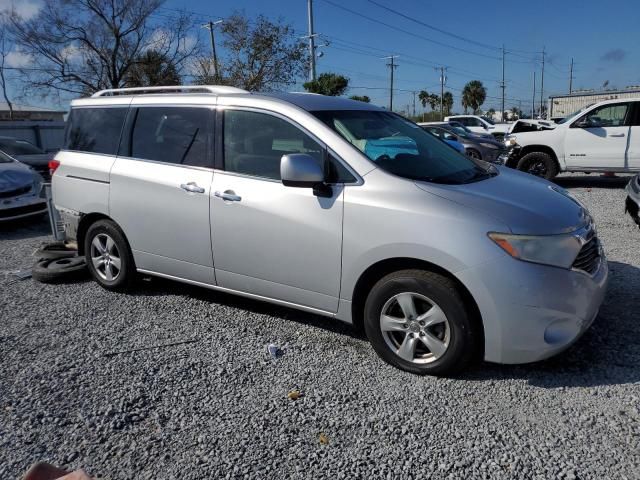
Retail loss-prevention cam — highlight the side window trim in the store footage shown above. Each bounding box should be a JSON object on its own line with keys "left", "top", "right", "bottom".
{"left": 217, "top": 105, "right": 362, "bottom": 185}
{"left": 117, "top": 104, "right": 215, "bottom": 169}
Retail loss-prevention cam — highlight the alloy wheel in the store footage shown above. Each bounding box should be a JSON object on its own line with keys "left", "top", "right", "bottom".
{"left": 90, "top": 233, "right": 122, "bottom": 281}
{"left": 379, "top": 292, "right": 450, "bottom": 364}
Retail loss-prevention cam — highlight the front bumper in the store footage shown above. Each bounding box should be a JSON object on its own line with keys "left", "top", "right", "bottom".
{"left": 457, "top": 250, "right": 609, "bottom": 364}
{"left": 483, "top": 148, "right": 508, "bottom": 165}
{"left": 0, "top": 191, "right": 47, "bottom": 221}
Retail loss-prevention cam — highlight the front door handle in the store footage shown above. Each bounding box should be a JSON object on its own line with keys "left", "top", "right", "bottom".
{"left": 609, "top": 133, "right": 625, "bottom": 137}
{"left": 215, "top": 190, "right": 242, "bottom": 202}
{"left": 180, "top": 182, "right": 205, "bottom": 194}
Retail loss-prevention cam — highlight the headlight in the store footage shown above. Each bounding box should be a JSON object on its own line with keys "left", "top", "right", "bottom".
{"left": 504, "top": 136, "right": 518, "bottom": 147}
{"left": 488, "top": 232, "right": 582, "bottom": 269}
{"left": 479, "top": 142, "right": 499, "bottom": 149}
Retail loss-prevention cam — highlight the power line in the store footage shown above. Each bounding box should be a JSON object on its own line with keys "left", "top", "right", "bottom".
{"left": 367, "top": 0, "right": 500, "bottom": 52}
{"left": 317, "top": 0, "right": 501, "bottom": 61}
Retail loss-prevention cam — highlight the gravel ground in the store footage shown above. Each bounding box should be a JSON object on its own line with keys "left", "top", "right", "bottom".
{"left": 1, "top": 173, "right": 639, "bottom": 480}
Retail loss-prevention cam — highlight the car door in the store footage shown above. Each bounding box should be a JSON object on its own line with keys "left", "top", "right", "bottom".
{"left": 210, "top": 108, "right": 348, "bottom": 313}
{"left": 110, "top": 105, "right": 216, "bottom": 284}
{"left": 564, "top": 102, "right": 631, "bottom": 169}
{"left": 628, "top": 102, "right": 640, "bottom": 169}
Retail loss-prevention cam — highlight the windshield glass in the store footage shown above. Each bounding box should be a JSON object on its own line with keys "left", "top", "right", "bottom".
{"left": 0, "top": 139, "right": 44, "bottom": 155}
{"left": 0, "top": 151, "right": 13, "bottom": 163}
{"left": 312, "top": 110, "right": 494, "bottom": 184}
{"left": 482, "top": 117, "right": 495, "bottom": 125}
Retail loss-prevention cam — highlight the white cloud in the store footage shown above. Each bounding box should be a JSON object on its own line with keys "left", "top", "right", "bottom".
{"left": 0, "top": 0, "right": 42, "bottom": 20}
{"left": 6, "top": 49, "right": 33, "bottom": 67}
{"left": 60, "top": 44, "right": 83, "bottom": 64}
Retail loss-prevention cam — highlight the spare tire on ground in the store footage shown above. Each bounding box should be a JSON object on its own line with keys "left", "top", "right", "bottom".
{"left": 32, "top": 257, "right": 87, "bottom": 284}
{"left": 33, "top": 241, "right": 78, "bottom": 261}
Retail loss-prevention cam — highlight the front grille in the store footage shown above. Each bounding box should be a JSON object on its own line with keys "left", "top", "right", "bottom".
{"left": 572, "top": 236, "right": 601, "bottom": 274}
{"left": 0, "top": 185, "right": 31, "bottom": 199}
{"left": 0, "top": 202, "right": 47, "bottom": 219}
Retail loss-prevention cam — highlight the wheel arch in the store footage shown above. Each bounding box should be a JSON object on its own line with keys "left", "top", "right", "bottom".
{"left": 350, "top": 257, "right": 484, "bottom": 357}
{"left": 520, "top": 145, "right": 561, "bottom": 169}
{"left": 76, "top": 213, "right": 128, "bottom": 256}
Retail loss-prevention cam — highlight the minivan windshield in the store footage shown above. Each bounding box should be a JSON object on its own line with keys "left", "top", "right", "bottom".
{"left": 312, "top": 110, "right": 494, "bottom": 184}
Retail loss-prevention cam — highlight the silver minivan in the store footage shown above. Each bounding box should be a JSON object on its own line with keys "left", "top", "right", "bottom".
{"left": 51, "top": 86, "right": 608, "bottom": 376}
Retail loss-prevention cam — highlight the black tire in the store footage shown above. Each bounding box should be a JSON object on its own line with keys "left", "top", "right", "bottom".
{"left": 32, "top": 257, "right": 87, "bottom": 284}
{"left": 84, "top": 219, "right": 136, "bottom": 292}
{"left": 33, "top": 241, "right": 78, "bottom": 261}
{"left": 466, "top": 148, "right": 482, "bottom": 160}
{"left": 364, "top": 269, "right": 478, "bottom": 376}
{"left": 517, "top": 151, "right": 559, "bottom": 180}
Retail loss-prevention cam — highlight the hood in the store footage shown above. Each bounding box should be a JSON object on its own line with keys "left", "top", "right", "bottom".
{"left": 13, "top": 153, "right": 52, "bottom": 167}
{"left": 415, "top": 167, "right": 588, "bottom": 235}
{"left": 0, "top": 160, "right": 39, "bottom": 192}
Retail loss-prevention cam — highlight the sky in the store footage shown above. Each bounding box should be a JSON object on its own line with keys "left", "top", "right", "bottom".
{"left": 4, "top": 0, "right": 640, "bottom": 114}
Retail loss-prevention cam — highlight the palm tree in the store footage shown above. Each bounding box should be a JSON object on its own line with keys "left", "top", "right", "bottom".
{"left": 461, "top": 80, "right": 487, "bottom": 114}
{"left": 442, "top": 92, "right": 453, "bottom": 115}
{"left": 486, "top": 108, "right": 496, "bottom": 119}
{"left": 510, "top": 106, "right": 520, "bottom": 119}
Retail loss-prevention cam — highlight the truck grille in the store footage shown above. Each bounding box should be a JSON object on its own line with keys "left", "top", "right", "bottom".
{"left": 572, "top": 236, "right": 601, "bottom": 274}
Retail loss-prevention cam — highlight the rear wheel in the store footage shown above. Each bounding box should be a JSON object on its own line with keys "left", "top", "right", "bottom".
{"left": 84, "top": 220, "right": 136, "bottom": 291}
{"left": 517, "top": 151, "right": 559, "bottom": 180}
{"left": 364, "top": 270, "right": 478, "bottom": 376}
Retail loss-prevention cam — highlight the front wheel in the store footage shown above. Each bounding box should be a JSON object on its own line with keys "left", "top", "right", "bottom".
{"left": 517, "top": 151, "right": 559, "bottom": 180}
{"left": 84, "top": 219, "right": 136, "bottom": 292}
{"left": 364, "top": 270, "right": 478, "bottom": 376}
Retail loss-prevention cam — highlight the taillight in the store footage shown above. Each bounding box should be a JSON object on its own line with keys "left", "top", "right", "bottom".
{"left": 48, "top": 159, "right": 60, "bottom": 177}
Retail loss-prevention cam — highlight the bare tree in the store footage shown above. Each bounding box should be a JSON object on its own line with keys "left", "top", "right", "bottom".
{"left": 218, "top": 13, "right": 307, "bottom": 91}
{"left": 0, "top": 27, "right": 13, "bottom": 119}
{"left": 8, "top": 0, "right": 199, "bottom": 96}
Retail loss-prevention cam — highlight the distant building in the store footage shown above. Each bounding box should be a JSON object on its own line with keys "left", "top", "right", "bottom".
{"left": 0, "top": 101, "right": 66, "bottom": 121}
{"left": 547, "top": 87, "right": 640, "bottom": 120}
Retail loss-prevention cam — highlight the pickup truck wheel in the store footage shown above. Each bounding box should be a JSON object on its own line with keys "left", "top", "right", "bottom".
{"left": 84, "top": 220, "right": 136, "bottom": 292}
{"left": 517, "top": 151, "right": 559, "bottom": 180}
{"left": 364, "top": 270, "right": 477, "bottom": 376}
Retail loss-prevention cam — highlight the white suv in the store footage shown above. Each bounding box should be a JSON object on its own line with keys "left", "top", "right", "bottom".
{"left": 504, "top": 98, "right": 640, "bottom": 179}
{"left": 445, "top": 115, "right": 510, "bottom": 138}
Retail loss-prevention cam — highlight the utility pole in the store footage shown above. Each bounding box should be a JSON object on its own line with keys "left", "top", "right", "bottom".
{"left": 384, "top": 56, "right": 398, "bottom": 111}
{"left": 540, "top": 46, "right": 545, "bottom": 118}
{"left": 307, "top": 0, "right": 316, "bottom": 82}
{"left": 501, "top": 45, "right": 506, "bottom": 122}
{"left": 569, "top": 57, "right": 574, "bottom": 94}
{"left": 437, "top": 66, "right": 447, "bottom": 121}
{"left": 202, "top": 20, "right": 222, "bottom": 83}
{"left": 532, "top": 71, "right": 536, "bottom": 118}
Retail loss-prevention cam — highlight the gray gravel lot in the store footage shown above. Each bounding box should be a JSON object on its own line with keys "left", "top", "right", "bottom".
{"left": 1, "top": 173, "right": 639, "bottom": 479}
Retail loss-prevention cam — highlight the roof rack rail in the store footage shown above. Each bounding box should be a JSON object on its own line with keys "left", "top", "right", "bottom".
{"left": 92, "top": 85, "right": 248, "bottom": 97}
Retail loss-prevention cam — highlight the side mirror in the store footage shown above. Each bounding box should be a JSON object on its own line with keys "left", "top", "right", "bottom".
{"left": 281, "top": 154, "right": 325, "bottom": 188}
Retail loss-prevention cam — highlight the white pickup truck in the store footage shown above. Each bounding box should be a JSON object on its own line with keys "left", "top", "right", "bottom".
{"left": 504, "top": 98, "right": 640, "bottom": 179}
{"left": 444, "top": 115, "right": 511, "bottom": 138}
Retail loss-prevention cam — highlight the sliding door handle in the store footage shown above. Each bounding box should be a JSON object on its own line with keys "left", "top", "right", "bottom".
{"left": 180, "top": 182, "right": 205, "bottom": 194}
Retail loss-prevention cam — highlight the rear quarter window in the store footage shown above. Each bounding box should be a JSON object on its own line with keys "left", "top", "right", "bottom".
{"left": 65, "top": 107, "right": 127, "bottom": 155}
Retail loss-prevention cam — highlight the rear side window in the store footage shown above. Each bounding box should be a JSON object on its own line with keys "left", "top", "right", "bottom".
{"left": 126, "top": 107, "right": 211, "bottom": 167}
{"left": 65, "top": 107, "right": 127, "bottom": 154}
